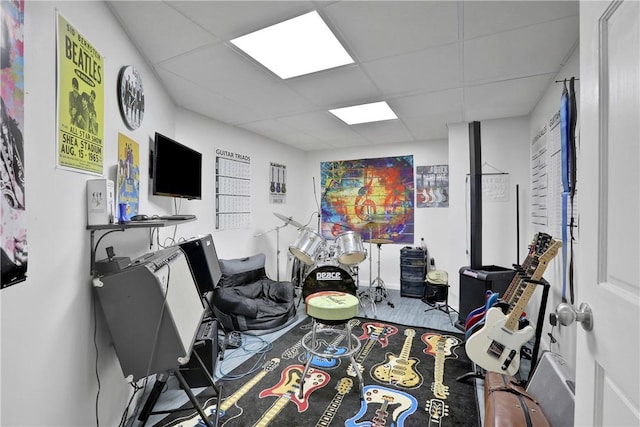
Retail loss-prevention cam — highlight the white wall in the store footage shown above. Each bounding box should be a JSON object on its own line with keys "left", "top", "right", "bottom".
{"left": 527, "top": 45, "right": 580, "bottom": 371}
{"left": 447, "top": 117, "right": 532, "bottom": 313}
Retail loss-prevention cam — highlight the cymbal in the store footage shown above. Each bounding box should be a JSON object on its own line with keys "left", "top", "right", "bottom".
{"left": 365, "top": 238, "right": 394, "bottom": 244}
{"left": 354, "top": 220, "right": 388, "bottom": 229}
{"left": 273, "top": 212, "right": 304, "bottom": 229}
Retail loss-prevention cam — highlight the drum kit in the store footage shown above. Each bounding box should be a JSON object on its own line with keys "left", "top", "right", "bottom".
{"left": 273, "top": 212, "right": 394, "bottom": 311}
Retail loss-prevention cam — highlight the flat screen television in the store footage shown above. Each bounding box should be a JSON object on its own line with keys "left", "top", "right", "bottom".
{"left": 152, "top": 132, "right": 202, "bottom": 200}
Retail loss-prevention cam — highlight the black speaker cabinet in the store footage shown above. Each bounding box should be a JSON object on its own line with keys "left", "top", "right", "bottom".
{"left": 94, "top": 247, "right": 205, "bottom": 381}
{"left": 458, "top": 265, "right": 516, "bottom": 325}
{"left": 178, "top": 234, "right": 222, "bottom": 295}
{"left": 179, "top": 320, "right": 220, "bottom": 387}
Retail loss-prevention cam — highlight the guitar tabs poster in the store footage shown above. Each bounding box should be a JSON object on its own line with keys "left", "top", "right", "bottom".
{"left": 416, "top": 165, "right": 449, "bottom": 208}
{"left": 269, "top": 162, "right": 286, "bottom": 204}
{"left": 320, "top": 155, "right": 414, "bottom": 244}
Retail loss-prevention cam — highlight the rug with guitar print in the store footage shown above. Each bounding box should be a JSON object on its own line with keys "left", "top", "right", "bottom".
{"left": 155, "top": 317, "right": 480, "bottom": 427}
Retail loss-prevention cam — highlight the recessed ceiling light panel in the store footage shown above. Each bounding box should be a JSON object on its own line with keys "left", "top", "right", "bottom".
{"left": 329, "top": 101, "right": 398, "bottom": 125}
{"left": 231, "top": 11, "right": 354, "bottom": 79}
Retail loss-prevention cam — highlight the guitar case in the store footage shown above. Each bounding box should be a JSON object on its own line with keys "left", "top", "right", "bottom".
{"left": 484, "top": 372, "right": 550, "bottom": 427}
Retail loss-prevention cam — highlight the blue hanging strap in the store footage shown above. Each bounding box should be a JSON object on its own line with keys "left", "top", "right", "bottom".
{"left": 560, "top": 81, "right": 570, "bottom": 303}
{"left": 568, "top": 77, "right": 577, "bottom": 305}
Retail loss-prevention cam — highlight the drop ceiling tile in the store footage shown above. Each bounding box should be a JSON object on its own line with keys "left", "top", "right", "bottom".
{"left": 279, "top": 111, "right": 366, "bottom": 142}
{"left": 463, "top": 74, "right": 555, "bottom": 121}
{"left": 324, "top": 1, "right": 459, "bottom": 62}
{"left": 362, "top": 43, "right": 460, "bottom": 95}
{"left": 287, "top": 65, "right": 381, "bottom": 108}
{"left": 351, "top": 119, "right": 414, "bottom": 145}
{"left": 158, "top": 44, "right": 315, "bottom": 118}
{"left": 402, "top": 117, "right": 453, "bottom": 141}
{"left": 239, "top": 119, "right": 322, "bottom": 147}
{"left": 167, "top": 1, "right": 315, "bottom": 40}
{"left": 390, "top": 88, "right": 463, "bottom": 119}
{"left": 463, "top": 16, "right": 578, "bottom": 82}
{"left": 108, "top": 1, "right": 219, "bottom": 64}
{"left": 463, "top": 1, "right": 579, "bottom": 40}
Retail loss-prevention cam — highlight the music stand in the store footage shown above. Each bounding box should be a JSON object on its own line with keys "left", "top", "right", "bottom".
{"left": 423, "top": 270, "right": 458, "bottom": 325}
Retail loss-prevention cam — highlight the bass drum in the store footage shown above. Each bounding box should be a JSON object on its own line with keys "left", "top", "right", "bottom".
{"left": 302, "top": 262, "right": 357, "bottom": 300}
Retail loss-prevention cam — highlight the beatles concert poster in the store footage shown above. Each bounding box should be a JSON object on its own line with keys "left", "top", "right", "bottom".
{"left": 56, "top": 12, "right": 104, "bottom": 175}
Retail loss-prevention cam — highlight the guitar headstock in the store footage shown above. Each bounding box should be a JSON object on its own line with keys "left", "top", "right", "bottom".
{"left": 539, "top": 239, "right": 562, "bottom": 263}
{"left": 336, "top": 378, "right": 354, "bottom": 395}
{"left": 533, "top": 232, "right": 553, "bottom": 255}
{"left": 431, "top": 383, "right": 449, "bottom": 399}
{"left": 425, "top": 398, "right": 449, "bottom": 420}
{"left": 264, "top": 358, "right": 280, "bottom": 372}
{"left": 405, "top": 328, "right": 416, "bottom": 338}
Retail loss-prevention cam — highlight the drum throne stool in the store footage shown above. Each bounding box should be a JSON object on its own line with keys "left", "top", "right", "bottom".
{"left": 298, "top": 291, "right": 364, "bottom": 401}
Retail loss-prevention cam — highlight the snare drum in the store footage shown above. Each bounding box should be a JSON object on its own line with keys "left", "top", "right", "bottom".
{"left": 335, "top": 231, "right": 366, "bottom": 265}
{"left": 289, "top": 228, "right": 326, "bottom": 265}
{"left": 302, "top": 261, "right": 356, "bottom": 300}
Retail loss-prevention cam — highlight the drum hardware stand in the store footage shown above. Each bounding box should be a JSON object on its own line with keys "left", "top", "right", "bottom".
{"left": 254, "top": 223, "right": 286, "bottom": 281}
{"left": 370, "top": 242, "right": 394, "bottom": 308}
{"left": 423, "top": 287, "right": 458, "bottom": 326}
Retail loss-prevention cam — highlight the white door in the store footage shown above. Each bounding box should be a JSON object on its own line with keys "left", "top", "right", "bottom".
{"left": 576, "top": 1, "right": 640, "bottom": 426}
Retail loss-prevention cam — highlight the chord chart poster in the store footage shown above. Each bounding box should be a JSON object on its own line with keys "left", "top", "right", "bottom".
{"left": 215, "top": 150, "right": 251, "bottom": 230}
{"left": 416, "top": 165, "right": 449, "bottom": 208}
{"left": 320, "top": 155, "right": 414, "bottom": 244}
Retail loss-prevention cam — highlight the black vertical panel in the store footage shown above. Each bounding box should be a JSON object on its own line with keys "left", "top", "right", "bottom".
{"left": 469, "top": 121, "right": 482, "bottom": 270}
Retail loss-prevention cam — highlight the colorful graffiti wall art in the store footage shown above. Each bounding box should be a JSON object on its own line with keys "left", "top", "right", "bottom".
{"left": 320, "top": 155, "right": 414, "bottom": 244}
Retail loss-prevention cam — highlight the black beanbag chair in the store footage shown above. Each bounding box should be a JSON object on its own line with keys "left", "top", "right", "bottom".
{"left": 212, "top": 253, "right": 296, "bottom": 333}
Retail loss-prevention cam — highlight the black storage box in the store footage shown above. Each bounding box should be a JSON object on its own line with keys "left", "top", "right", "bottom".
{"left": 457, "top": 265, "right": 516, "bottom": 327}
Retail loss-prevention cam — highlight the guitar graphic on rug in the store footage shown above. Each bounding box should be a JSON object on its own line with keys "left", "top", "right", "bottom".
{"left": 425, "top": 398, "right": 449, "bottom": 427}
{"left": 345, "top": 385, "right": 418, "bottom": 427}
{"left": 371, "top": 329, "right": 423, "bottom": 389}
{"left": 347, "top": 323, "right": 398, "bottom": 377}
{"left": 164, "top": 358, "right": 280, "bottom": 427}
{"left": 464, "top": 233, "right": 552, "bottom": 338}
{"left": 254, "top": 365, "right": 329, "bottom": 427}
{"left": 314, "top": 378, "right": 353, "bottom": 427}
{"left": 281, "top": 323, "right": 315, "bottom": 359}
{"left": 299, "top": 320, "right": 360, "bottom": 369}
{"left": 421, "top": 333, "right": 461, "bottom": 399}
{"left": 465, "top": 238, "right": 561, "bottom": 375}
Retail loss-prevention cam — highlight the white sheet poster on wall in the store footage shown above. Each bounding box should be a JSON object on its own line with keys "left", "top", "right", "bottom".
{"left": 215, "top": 149, "right": 251, "bottom": 230}
{"left": 531, "top": 111, "right": 579, "bottom": 239}
{"left": 269, "top": 162, "right": 286, "bottom": 204}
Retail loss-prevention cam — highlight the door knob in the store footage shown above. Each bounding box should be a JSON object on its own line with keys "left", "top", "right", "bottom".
{"left": 552, "top": 302, "right": 594, "bottom": 331}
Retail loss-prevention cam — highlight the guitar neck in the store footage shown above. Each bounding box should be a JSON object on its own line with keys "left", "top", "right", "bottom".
{"left": 253, "top": 395, "right": 289, "bottom": 427}
{"left": 504, "top": 241, "right": 560, "bottom": 331}
{"left": 222, "top": 369, "right": 269, "bottom": 411}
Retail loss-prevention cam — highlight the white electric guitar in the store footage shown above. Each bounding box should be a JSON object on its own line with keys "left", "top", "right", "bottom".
{"left": 465, "top": 239, "right": 561, "bottom": 375}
